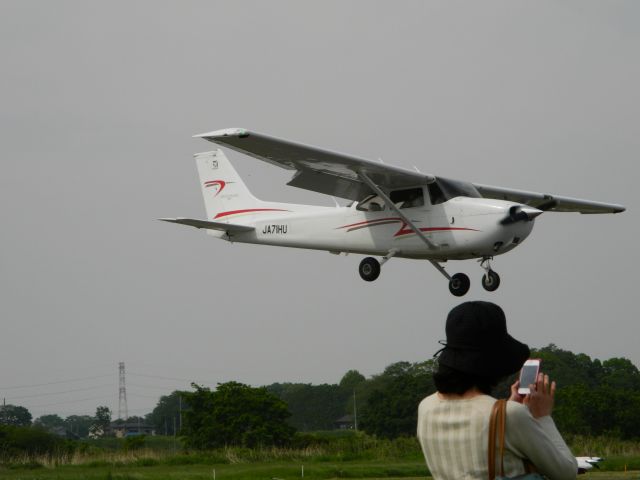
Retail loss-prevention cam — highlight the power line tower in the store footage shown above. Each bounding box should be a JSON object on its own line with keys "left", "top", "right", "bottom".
{"left": 118, "top": 362, "right": 128, "bottom": 421}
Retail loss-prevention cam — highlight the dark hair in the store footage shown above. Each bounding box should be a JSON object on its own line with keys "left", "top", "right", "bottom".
{"left": 433, "top": 363, "right": 503, "bottom": 395}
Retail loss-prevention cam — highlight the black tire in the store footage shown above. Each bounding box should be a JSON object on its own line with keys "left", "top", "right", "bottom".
{"left": 481, "top": 270, "right": 501, "bottom": 292}
{"left": 449, "top": 273, "right": 470, "bottom": 296}
{"left": 359, "top": 257, "right": 381, "bottom": 282}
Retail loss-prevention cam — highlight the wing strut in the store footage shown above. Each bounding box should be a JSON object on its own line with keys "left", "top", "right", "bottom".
{"left": 357, "top": 171, "right": 452, "bottom": 281}
{"left": 357, "top": 171, "right": 439, "bottom": 249}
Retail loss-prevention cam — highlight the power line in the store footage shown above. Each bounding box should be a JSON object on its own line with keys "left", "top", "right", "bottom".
{"left": 127, "top": 382, "right": 186, "bottom": 391}
{"left": 28, "top": 395, "right": 111, "bottom": 408}
{"left": 128, "top": 372, "right": 212, "bottom": 384}
{"left": 0, "top": 374, "right": 113, "bottom": 390}
{"left": 127, "top": 393, "right": 161, "bottom": 400}
{"left": 7, "top": 384, "right": 113, "bottom": 400}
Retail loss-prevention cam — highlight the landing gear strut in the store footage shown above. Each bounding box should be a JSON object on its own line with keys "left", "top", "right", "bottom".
{"left": 479, "top": 257, "right": 500, "bottom": 292}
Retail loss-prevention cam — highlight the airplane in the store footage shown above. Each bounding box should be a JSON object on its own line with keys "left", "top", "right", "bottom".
{"left": 576, "top": 457, "right": 603, "bottom": 474}
{"left": 161, "top": 128, "right": 625, "bottom": 296}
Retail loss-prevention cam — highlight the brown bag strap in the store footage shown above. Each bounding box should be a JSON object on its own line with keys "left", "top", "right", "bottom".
{"left": 488, "top": 399, "right": 507, "bottom": 480}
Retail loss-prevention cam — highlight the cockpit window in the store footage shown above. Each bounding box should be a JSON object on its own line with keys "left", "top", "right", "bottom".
{"left": 428, "top": 177, "right": 481, "bottom": 205}
{"left": 356, "top": 195, "right": 386, "bottom": 212}
{"left": 356, "top": 187, "right": 425, "bottom": 211}
{"left": 390, "top": 187, "right": 424, "bottom": 209}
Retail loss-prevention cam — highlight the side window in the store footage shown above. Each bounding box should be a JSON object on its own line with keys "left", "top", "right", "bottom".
{"left": 356, "top": 195, "right": 386, "bottom": 212}
{"left": 389, "top": 188, "right": 424, "bottom": 209}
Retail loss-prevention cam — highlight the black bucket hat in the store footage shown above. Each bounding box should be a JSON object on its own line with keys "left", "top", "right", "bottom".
{"left": 436, "top": 301, "right": 530, "bottom": 377}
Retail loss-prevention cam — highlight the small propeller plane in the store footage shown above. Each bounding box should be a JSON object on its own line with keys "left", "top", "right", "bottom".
{"left": 161, "top": 128, "right": 625, "bottom": 296}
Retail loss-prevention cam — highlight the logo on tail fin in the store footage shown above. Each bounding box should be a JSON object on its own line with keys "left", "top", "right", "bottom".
{"left": 204, "top": 180, "right": 233, "bottom": 197}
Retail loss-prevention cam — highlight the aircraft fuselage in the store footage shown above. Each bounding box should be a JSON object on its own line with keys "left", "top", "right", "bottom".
{"left": 209, "top": 197, "right": 535, "bottom": 261}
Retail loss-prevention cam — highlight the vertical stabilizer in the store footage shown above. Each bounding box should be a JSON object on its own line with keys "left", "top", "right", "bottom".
{"left": 195, "top": 150, "right": 263, "bottom": 220}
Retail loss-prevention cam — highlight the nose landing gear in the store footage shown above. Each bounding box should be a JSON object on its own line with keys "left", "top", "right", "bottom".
{"left": 479, "top": 257, "right": 500, "bottom": 292}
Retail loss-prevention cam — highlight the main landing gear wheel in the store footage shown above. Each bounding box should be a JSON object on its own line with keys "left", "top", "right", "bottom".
{"left": 481, "top": 270, "right": 501, "bottom": 292}
{"left": 359, "top": 257, "right": 381, "bottom": 282}
{"left": 448, "top": 273, "right": 470, "bottom": 297}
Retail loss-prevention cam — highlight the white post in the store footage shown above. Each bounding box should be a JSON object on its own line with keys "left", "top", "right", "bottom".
{"left": 301, "top": 465, "right": 304, "bottom": 478}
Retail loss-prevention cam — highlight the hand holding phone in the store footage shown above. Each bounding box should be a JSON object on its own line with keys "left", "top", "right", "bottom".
{"left": 518, "top": 359, "right": 541, "bottom": 395}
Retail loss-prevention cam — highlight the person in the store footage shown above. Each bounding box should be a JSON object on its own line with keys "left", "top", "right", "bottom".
{"left": 417, "top": 301, "right": 577, "bottom": 480}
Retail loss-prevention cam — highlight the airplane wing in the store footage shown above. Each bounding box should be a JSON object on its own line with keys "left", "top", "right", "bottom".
{"left": 194, "top": 128, "right": 434, "bottom": 201}
{"left": 473, "top": 183, "right": 625, "bottom": 214}
{"left": 158, "top": 218, "right": 254, "bottom": 233}
{"left": 193, "top": 128, "right": 625, "bottom": 213}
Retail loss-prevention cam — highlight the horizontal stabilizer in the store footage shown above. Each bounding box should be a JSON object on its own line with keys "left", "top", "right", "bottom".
{"left": 158, "top": 217, "right": 254, "bottom": 233}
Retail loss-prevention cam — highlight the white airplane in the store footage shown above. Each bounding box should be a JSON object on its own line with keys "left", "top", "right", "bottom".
{"left": 576, "top": 457, "right": 604, "bottom": 474}
{"left": 161, "top": 128, "right": 625, "bottom": 296}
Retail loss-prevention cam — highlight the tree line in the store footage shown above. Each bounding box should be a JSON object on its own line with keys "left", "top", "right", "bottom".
{"left": 146, "top": 344, "right": 640, "bottom": 444}
{"left": 3, "top": 344, "right": 640, "bottom": 453}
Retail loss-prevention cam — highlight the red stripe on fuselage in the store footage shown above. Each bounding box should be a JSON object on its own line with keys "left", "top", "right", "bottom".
{"left": 336, "top": 217, "right": 402, "bottom": 229}
{"left": 394, "top": 225, "right": 479, "bottom": 237}
{"left": 214, "top": 208, "right": 289, "bottom": 220}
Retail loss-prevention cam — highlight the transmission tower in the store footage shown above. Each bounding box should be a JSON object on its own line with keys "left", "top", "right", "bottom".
{"left": 118, "top": 362, "right": 128, "bottom": 420}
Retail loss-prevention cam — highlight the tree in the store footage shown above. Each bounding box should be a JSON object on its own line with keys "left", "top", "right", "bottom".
{"left": 64, "top": 415, "right": 94, "bottom": 438}
{"left": 146, "top": 390, "right": 186, "bottom": 435}
{"left": 34, "top": 414, "right": 65, "bottom": 430}
{"left": 89, "top": 405, "right": 111, "bottom": 438}
{"left": 339, "top": 370, "right": 366, "bottom": 390}
{"left": 182, "top": 382, "right": 294, "bottom": 449}
{"left": 360, "top": 360, "right": 436, "bottom": 438}
{"left": 266, "top": 383, "right": 350, "bottom": 431}
{"left": 0, "top": 404, "right": 32, "bottom": 426}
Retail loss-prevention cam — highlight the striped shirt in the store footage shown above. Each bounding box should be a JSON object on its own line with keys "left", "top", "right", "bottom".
{"left": 417, "top": 394, "right": 577, "bottom": 480}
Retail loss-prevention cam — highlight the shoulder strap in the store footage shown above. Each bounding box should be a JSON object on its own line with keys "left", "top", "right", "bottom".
{"left": 488, "top": 399, "right": 507, "bottom": 480}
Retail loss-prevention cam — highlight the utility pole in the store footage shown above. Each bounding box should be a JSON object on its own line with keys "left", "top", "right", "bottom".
{"left": 353, "top": 389, "right": 358, "bottom": 431}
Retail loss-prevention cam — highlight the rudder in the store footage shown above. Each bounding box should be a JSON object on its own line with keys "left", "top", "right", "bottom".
{"left": 195, "top": 149, "right": 263, "bottom": 220}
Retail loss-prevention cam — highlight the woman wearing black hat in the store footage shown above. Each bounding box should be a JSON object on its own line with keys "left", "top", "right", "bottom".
{"left": 417, "top": 301, "right": 577, "bottom": 480}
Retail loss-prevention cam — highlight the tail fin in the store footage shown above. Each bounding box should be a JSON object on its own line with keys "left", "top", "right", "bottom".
{"left": 195, "top": 150, "right": 263, "bottom": 220}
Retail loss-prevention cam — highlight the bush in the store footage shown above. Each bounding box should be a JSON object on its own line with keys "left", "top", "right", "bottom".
{"left": 0, "top": 425, "right": 75, "bottom": 461}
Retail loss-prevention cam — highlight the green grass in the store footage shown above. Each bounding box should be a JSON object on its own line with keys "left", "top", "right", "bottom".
{"left": 2, "top": 432, "right": 640, "bottom": 479}
{"left": 0, "top": 460, "right": 429, "bottom": 480}
{"left": 1, "top": 462, "right": 640, "bottom": 480}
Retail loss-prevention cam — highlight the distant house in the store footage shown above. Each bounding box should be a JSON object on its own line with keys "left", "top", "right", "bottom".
{"left": 334, "top": 414, "right": 354, "bottom": 430}
{"left": 107, "top": 421, "right": 154, "bottom": 437}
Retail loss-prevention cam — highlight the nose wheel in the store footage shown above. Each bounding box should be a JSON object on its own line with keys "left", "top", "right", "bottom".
{"left": 479, "top": 257, "right": 500, "bottom": 292}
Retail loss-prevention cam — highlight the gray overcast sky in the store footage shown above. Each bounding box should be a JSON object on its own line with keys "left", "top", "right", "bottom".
{"left": 1, "top": 1, "right": 638, "bottom": 420}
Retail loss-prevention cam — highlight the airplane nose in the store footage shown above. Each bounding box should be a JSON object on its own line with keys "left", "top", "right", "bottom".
{"left": 520, "top": 206, "right": 543, "bottom": 220}
{"left": 500, "top": 205, "right": 543, "bottom": 225}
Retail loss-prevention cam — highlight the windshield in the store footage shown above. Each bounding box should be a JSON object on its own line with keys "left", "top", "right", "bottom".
{"left": 428, "top": 177, "right": 481, "bottom": 205}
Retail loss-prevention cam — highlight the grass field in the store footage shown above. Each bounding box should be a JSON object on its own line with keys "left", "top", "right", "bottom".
{"left": 2, "top": 433, "right": 640, "bottom": 479}
{"left": 1, "top": 460, "right": 640, "bottom": 480}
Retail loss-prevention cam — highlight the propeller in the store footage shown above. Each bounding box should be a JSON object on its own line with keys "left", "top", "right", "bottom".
{"left": 500, "top": 205, "right": 544, "bottom": 225}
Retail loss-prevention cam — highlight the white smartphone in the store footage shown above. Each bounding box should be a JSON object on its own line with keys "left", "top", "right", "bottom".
{"left": 518, "top": 359, "right": 541, "bottom": 395}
